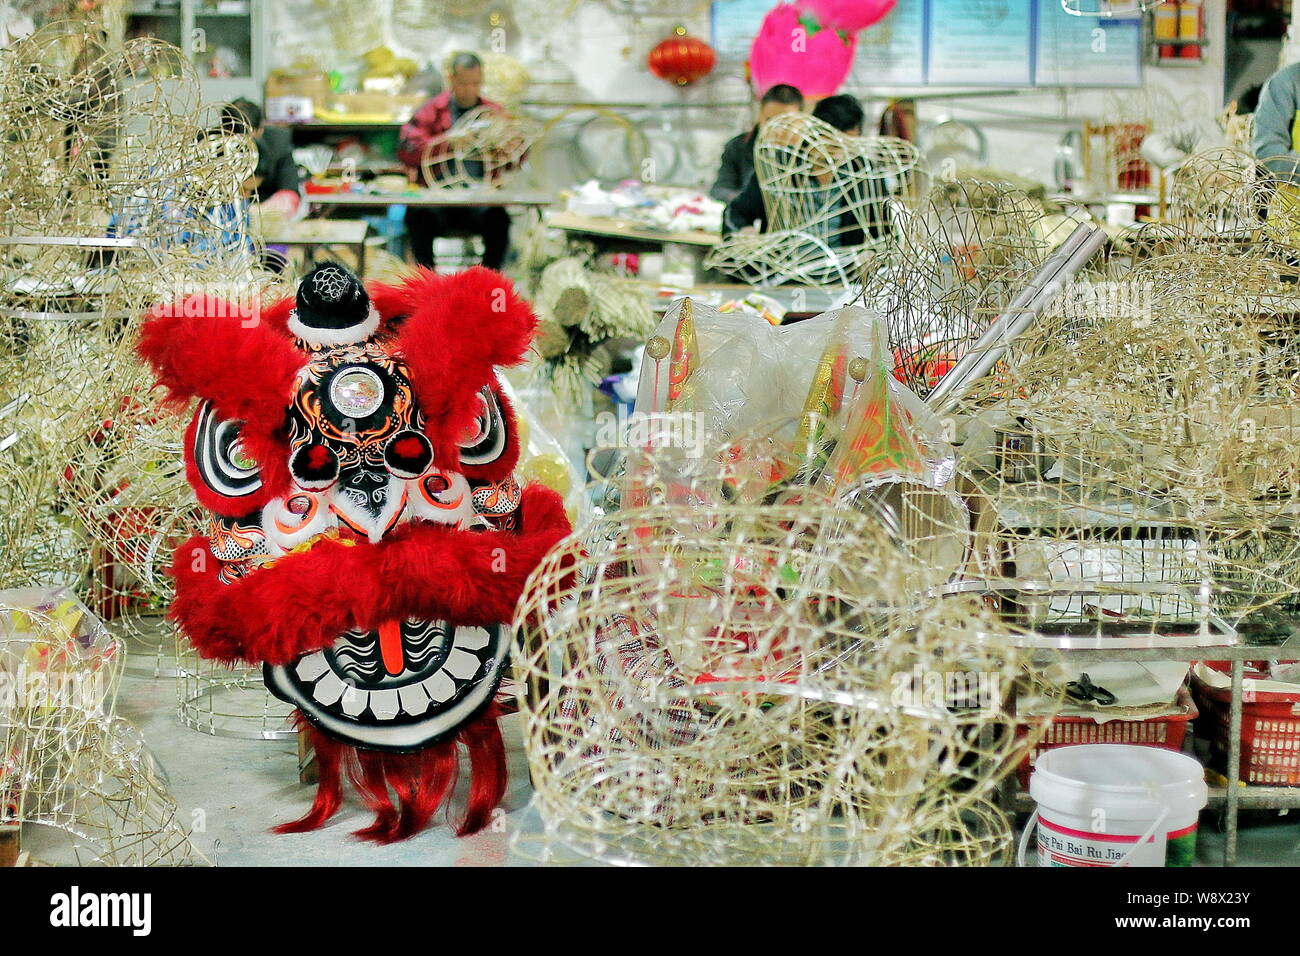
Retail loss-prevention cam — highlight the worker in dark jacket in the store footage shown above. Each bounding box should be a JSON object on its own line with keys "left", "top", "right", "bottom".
{"left": 709, "top": 84, "right": 804, "bottom": 203}
{"left": 723, "top": 93, "right": 878, "bottom": 244}
{"left": 1254, "top": 63, "right": 1300, "bottom": 183}
{"left": 222, "top": 98, "right": 302, "bottom": 203}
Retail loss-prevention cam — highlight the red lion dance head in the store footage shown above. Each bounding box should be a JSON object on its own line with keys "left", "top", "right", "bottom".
{"left": 138, "top": 263, "right": 571, "bottom": 842}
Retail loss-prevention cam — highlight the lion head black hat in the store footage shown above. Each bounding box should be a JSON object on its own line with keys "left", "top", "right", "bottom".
{"left": 288, "top": 262, "right": 378, "bottom": 347}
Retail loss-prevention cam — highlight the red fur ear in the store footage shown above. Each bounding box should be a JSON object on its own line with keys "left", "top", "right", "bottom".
{"left": 257, "top": 295, "right": 297, "bottom": 337}
{"left": 136, "top": 294, "right": 306, "bottom": 426}
{"left": 368, "top": 274, "right": 424, "bottom": 328}
{"left": 139, "top": 295, "right": 302, "bottom": 512}
{"left": 386, "top": 267, "right": 537, "bottom": 466}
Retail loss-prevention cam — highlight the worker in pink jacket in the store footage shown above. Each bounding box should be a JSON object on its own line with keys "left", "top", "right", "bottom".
{"left": 398, "top": 52, "right": 509, "bottom": 270}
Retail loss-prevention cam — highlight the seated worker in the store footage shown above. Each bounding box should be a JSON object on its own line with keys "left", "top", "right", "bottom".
{"left": 397, "top": 51, "right": 510, "bottom": 271}
{"left": 722, "top": 93, "right": 889, "bottom": 246}
{"left": 709, "top": 83, "right": 804, "bottom": 203}
{"left": 222, "top": 97, "right": 303, "bottom": 214}
{"left": 107, "top": 121, "right": 260, "bottom": 262}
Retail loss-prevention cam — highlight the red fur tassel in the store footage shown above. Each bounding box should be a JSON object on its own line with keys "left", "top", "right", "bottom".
{"left": 457, "top": 705, "right": 508, "bottom": 836}
{"left": 275, "top": 706, "right": 506, "bottom": 842}
{"left": 349, "top": 750, "right": 402, "bottom": 841}
{"left": 272, "top": 718, "right": 345, "bottom": 835}
{"left": 390, "top": 745, "right": 459, "bottom": 841}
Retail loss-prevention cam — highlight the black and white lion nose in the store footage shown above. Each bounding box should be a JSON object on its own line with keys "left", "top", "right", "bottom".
{"left": 330, "top": 464, "right": 407, "bottom": 542}
{"left": 338, "top": 467, "right": 389, "bottom": 520}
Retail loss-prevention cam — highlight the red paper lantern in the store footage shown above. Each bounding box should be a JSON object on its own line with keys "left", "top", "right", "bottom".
{"left": 647, "top": 31, "right": 716, "bottom": 87}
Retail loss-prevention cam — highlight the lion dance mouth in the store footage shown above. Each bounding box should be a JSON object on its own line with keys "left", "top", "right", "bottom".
{"left": 139, "top": 263, "right": 571, "bottom": 842}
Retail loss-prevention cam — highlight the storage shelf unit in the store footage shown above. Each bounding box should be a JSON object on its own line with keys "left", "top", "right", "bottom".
{"left": 128, "top": 0, "right": 265, "bottom": 103}
{"left": 1007, "top": 629, "right": 1300, "bottom": 866}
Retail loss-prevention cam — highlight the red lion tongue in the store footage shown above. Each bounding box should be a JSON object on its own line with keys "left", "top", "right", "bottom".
{"left": 378, "top": 618, "right": 404, "bottom": 676}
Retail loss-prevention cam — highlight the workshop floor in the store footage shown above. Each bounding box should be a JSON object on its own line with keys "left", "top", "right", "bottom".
{"left": 108, "top": 660, "right": 1300, "bottom": 868}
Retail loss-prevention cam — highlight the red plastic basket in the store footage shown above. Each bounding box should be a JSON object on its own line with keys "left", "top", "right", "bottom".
{"left": 1191, "top": 664, "right": 1300, "bottom": 786}
{"left": 1016, "top": 686, "right": 1197, "bottom": 788}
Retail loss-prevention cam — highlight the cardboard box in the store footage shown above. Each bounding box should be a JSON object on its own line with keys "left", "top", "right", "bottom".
{"left": 265, "top": 70, "right": 331, "bottom": 107}
{"left": 265, "top": 95, "right": 313, "bottom": 124}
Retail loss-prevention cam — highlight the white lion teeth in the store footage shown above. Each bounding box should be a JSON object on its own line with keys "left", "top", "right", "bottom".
{"left": 295, "top": 652, "right": 329, "bottom": 682}
{"left": 398, "top": 682, "right": 431, "bottom": 716}
{"left": 339, "top": 685, "right": 370, "bottom": 717}
{"left": 454, "top": 626, "right": 490, "bottom": 651}
{"left": 443, "top": 648, "right": 481, "bottom": 681}
{"left": 424, "top": 670, "right": 457, "bottom": 703}
{"left": 368, "top": 688, "right": 400, "bottom": 721}
{"left": 311, "top": 671, "right": 346, "bottom": 706}
{"left": 296, "top": 625, "right": 495, "bottom": 719}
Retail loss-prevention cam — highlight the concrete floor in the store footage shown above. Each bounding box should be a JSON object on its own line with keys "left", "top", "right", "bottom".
{"left": 110, "top": 660, "right": 1300, "bottom": 867}
{"left": 114, "top": 662, "right": 539, "bottom": 866}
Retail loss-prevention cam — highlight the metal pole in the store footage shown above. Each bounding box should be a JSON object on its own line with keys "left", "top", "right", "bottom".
{"left": 926, "top": 225, "right": 1105, "bottom": 414}
{"left": 1225, "top": 658, "right": 1243, "bottom": 866}
{"left": 925, "top": 225, "right": 1092, "bottom": 412}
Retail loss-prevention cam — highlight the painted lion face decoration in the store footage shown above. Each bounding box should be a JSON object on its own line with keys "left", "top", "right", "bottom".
{"left": 138, "top": 264, "right": 571, "bottom": 842}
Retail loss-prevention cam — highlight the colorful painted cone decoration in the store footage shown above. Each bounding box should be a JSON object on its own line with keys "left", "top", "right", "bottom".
{"left": 820, "top": 333, "right": 928, "bottom": 491}
{"left": 748, "top": 0, "right": 897, "bottom": 98}
{"left": 749, "top": 3, "right": 856, "bottom": 98}
{"left": 801, "top": 0, "right": 896, "bottom": 32}
{"left": 667, "top": 296, "right": 701, "bottom": 412}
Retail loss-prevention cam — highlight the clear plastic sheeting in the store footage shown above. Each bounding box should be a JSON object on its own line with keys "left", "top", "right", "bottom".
{"left": 0, "top": 587, "right": 204, "bottom": 866}
{"left": 624, "top": 297, "right": 965, "bottom": 587}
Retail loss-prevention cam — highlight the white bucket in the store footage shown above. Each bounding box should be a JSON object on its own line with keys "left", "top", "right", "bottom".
{"left": 1019, "top": 744, "right": 1207, "bottom": 867}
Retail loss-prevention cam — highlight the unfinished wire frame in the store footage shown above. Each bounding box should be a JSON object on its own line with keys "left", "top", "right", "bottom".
{"left": 705, "top": 113, "right": 922, "bottom": 287}
{"left": 863, "top": 177, "right": 1053, "bottom": 401}
{"left": 1162, "top": 147, "right": 1275, "bottom": 253}
{"left": 174, "top": 624, "right": 297, "bottom": 741}
{"left": 418, "top": 104, "right": 542, "bottom": 191}
{"left": 949, "top": 252, "right": 1300, "bottom": 640}
{"left": 59, "top": 365, "right": 198, "bottom": 675}
{"left": 0, "top": 24, "right": 276, "bottom": 707}
{"left": 0, "top": 593, "right": 204, "bottom": 865}
{"left": 513, "top": 489, "right": 1055, "bottom": 866}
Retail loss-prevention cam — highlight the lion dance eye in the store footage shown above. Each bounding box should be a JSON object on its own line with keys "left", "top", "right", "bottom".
{"left": 192, "top": 401, "right": 262, "bottom": 500}
{"left": 457, "top": 387, "right": 507, "bottom": 466}
{"left": 290, "top": 442, "right": 340, "bottom": 489}
{"left": 385, "top": 429, "right": 433, "bottom": 479}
